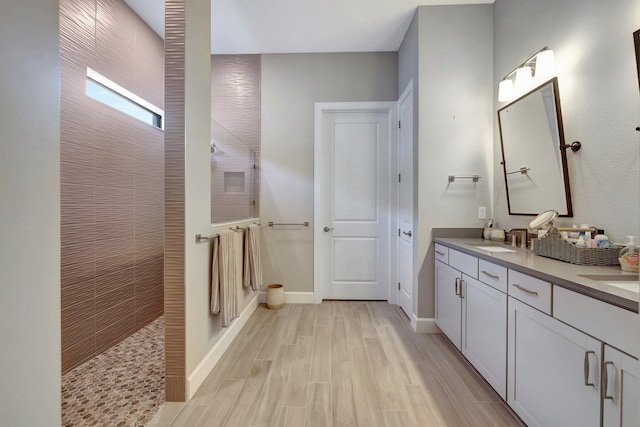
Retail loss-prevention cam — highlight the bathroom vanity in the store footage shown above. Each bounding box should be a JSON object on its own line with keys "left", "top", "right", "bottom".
{"left": 434, "top": 237, "right": 639, "bottom": 427}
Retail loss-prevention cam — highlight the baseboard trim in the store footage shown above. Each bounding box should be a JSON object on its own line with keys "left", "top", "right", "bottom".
{"left": 258, "top": 291, "right": 315, "bottom": 304}
{"left": 412, "top": 314, "right": 441, "bottom": 333}
{"left": 186, "top": 293, "right": 259, "bottom": 399}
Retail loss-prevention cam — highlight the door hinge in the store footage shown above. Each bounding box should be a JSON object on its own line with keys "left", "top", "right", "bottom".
{"left": 398, "top": 173, "right": 401, "bottom": 183}
{"left": 398, "top": 120, "right": 401, "bottom": 129}
{"left": 398, "top": 282, "right": 401, "bottom": 291}
{"left": 398, "top": 228, "right": 401, "bottom": 237}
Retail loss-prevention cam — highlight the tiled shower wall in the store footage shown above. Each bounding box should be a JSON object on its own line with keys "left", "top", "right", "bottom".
{"left": 60, "top": 0, "right": 164, "bottom": 374}
{"left": 210, "top": 55, "right": 261, "bottom": 223}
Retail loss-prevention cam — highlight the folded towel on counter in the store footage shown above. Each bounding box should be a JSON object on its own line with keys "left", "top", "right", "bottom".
{"left": 243, "top": 224, "right": 263, "bottom": 291}
{"left": 211, "top": 230, "right": 239, "bottom": 327}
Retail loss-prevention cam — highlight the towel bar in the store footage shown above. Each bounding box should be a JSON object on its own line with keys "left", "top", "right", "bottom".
{"left": 268, "top": 221, "right": 309, "bottom": 227}
{"left": 195, "top": 233, "right": 219, "bottom": 243}
{"left": 448, "top": 174, "right": 481, "bottom": 183}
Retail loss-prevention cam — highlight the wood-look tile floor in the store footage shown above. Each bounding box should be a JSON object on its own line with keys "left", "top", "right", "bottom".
{"left": 150, "top": 302, "right": 525, "bottom": 427}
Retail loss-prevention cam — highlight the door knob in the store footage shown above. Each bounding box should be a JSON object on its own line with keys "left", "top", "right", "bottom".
{"left": 323, "top": 226, "right": 334, "bottom": 232}
{"left": 402, "top": 230, "right": 412, "bottom": 237}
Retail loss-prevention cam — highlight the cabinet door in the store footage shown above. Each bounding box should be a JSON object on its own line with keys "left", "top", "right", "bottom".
{"left": 603, "top": 345, "right": 640, "bottom": 426}
{"left": 508, "top": 297, "right": 601, "bottom": 427}
{"left": 462, "top": 275, "right": 507, "bottom": 399}
{"left": 435, "top": 260, "right": 462, "bottom": 349}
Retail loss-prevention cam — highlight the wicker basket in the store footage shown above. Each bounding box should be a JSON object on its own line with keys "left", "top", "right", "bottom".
{"left": 532, "top": 228, "right": 620, "bottom": 266}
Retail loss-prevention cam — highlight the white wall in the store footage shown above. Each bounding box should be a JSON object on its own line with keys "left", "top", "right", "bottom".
{"left": 409, "top": 5, "right": 494, "bottom": 318}
{"left": 0, "top": 1, "right": 61, "bottom": 425}
{"left": 183, "top": 0, "right": 258, "bottom": 383}
{"left": 183, "top": 0, "right": 215, "bottom": 377}
{"left": 260, "top": 53, "right": 398, "bottom": 293}
{"left": 493, "top": 0, "right": 640, "bottom": 241}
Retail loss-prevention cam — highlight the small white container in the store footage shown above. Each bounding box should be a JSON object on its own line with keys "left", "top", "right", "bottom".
{"left": 594, "top": 232, "right": 609, "bottom": 248}
{"left": 266, "top": 284, "right": 284, "bottom": 310}
{"left": 490, "top": 229, "right": 505, "bottom": 242}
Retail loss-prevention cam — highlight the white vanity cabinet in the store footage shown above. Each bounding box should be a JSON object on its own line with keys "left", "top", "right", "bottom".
{"left": 602, "top": 345, "right": 640, "bottom": 426}
{"left": 461, "top": 274, "right": 507, "bottom": 399}
{"left": 435, "top": 248, "right": 478, "bottom": 350}
{"left": 435, "top": 260, "right": 463, "bottom": 349}
{"left": 508, "top": 297, "right": 601, "bottom": 427}
{"left": 435, "top": 248, "right": 507, "bottom": 398}
{"left": 434, "top": 238, "right": 640, "bottom": 427}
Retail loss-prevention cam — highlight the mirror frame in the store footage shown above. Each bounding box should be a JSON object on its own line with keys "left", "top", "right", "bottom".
{"left": 634, "top": 29, "right": 640, "bottom": 93}
{"left": 498, "top": 77, "right": 573, "bottom": 217}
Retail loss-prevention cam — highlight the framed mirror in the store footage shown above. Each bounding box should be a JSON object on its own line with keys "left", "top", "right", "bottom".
{"left": 498, "top": 77, "right": 573, "bottom": 216}
{"left": 634, "top": 29, "right": 640, "bottom": 93}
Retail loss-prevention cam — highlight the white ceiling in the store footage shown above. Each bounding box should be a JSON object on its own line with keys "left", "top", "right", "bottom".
{"left": 124, "top": 0, "right": 493, "bottom": 54}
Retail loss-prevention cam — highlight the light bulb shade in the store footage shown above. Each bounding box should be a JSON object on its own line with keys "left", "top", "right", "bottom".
{"left": 498, "top": 79, "right": 514, "bottom": 102}
{"left": 534, "top": 49, "right": 555, "bottom": 81}
{"left": 515, "top": 66, "right": 533, "bottom": 93}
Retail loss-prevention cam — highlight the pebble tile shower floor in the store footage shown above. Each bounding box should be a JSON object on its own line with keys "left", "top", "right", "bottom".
{"left": 62, "top": 316, "right": 165, "bottom": 426}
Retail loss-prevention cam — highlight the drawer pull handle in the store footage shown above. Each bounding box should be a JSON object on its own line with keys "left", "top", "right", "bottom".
{"left": 481, "top": 270, "right": 500, "bottom": 280}
{"left": 455, "top": 278, "right": 461, "bottom": 296}
{"left": 603, "top": 361, "right": 615, "bottom": 399}
{"left": 512, "top": 284, "right": 539, "bottom": 296}
{"left": 436, "top": 250, "right": 446, "bottom": 256}
{"left": 583, "top": 351, "right": 596, "bottom": 387}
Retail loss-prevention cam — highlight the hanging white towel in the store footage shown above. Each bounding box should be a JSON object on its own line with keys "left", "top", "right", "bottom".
{"left": 243, "top": 224, "right": 263, "bottom": 291}
{"left": 210, "top": 235, "right": 220, "bottom": 315}
{"left": 218, "top": 229, "right": 239, "bottom": 327}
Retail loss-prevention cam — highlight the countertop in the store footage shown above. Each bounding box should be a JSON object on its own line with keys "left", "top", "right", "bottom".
{"left": 434, "top": 237, "right": 639, "bottom": 313}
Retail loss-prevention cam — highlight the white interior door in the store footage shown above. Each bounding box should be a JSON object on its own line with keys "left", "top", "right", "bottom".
{"left": 315, "top": 104, "right": 394, "bottom": 301}
{"left": 397, "top": 83, "right": 413, "bottom": 317}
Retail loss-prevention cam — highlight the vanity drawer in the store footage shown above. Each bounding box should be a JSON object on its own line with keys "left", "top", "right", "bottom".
{"left": 434, "top": 244, "right": 449, "bottom": 264}
{"left": 479, "top": 260, "right": 508, "bottom": 293}
{"left": 449, "top": 249, "right": 478, "bottom": 279}
{"left": 554, "top": 286, "right": 639, "bottom": 358}
{"left": 508, "top": 270, "right": 551, "bottom": 314}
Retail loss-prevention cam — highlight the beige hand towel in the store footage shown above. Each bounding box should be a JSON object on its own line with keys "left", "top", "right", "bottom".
{"left": 210, "top": 235, "right": 220, "bottom": 315}
{"left": 218, "top": 229, "right": 239, "bottom": 327}
{"left": 243, "top": 224, "right": 263, "bottom": 291}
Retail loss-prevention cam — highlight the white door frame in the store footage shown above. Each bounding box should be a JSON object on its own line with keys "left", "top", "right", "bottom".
{"left": 397, "top": 80, "right": 414, "bottom": 317}
{"left": 314, "top": 102, "right": 398, "bottom": 304}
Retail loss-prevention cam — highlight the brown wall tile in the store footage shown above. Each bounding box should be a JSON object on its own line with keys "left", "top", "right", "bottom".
{"left": 60, "top": 0, "right": 165, "bottom": 374}
{"left": 96, "top": 314, "right": 137, "bottom": 353}
{"left": 96, "top": 297, "right": 135, "bottom": 331}
{"left": 95, "top": 282, "right": 135, "bottom": 315}
{"left": 61, "top": 183, "right": 95, "bottom": 206}
{"left": 96, "top": 265, "right": 135, "bottom": 296}
{"left": 63, "top": 335, "right": 97, "bottom": 373}
{"left": 95, "top": 250, "right": 135, "bottom": 279}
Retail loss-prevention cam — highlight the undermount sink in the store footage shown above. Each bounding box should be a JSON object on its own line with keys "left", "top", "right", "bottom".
{"left": 579, "top": 274, "right": 640, "bottom": 294}
{"left": 469, "top": 244, "right": 518, "bottom": 253}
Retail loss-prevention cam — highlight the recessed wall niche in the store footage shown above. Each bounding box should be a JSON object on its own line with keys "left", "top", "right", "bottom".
{"left": 224, "top": 172, "right": 246, "bottom": 193}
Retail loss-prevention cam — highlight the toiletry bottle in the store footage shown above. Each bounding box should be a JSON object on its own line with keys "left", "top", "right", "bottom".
{"left": 619, "top": 236, "right": 639, "bottom": 272}
{"left": 569, "top": 225, "right": 579, "bottom": 243}
{"left": 576, "top": 232, "right": 586, "bottom": 248}
{"left": 580, "top": 224, "right": 591, "bottom": 247}
{"left": 594, "top": 230, "right": 609, "bottom": 248}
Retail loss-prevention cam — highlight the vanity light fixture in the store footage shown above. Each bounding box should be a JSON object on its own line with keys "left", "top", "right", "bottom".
{"left": 498, "top": 47, "right": 556, "bottom": 102}
{"left": 498, "top": 79, "right": 514, "bottom": 102}
{"left": 514, "top": 66, "right": 533, "bottom": 93}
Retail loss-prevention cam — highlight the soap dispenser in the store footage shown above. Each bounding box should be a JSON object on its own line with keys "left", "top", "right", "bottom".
{"left": 619, "top": 236, "right": 639, "bottom": 272}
